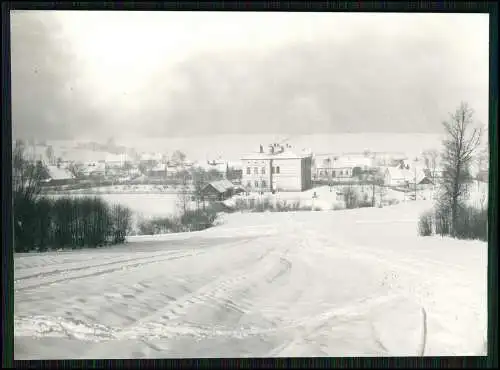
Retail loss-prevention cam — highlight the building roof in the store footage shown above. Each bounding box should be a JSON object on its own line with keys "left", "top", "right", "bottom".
{"left": 46, "top": 165, "right": 74, "bottom": 180}
{"left": 315, "top": 155, "right": 373, "bottom": 169}
{"left": 82, "top": 161, "right": 106, "bottom": 175}
{"left": 140, "top": 152, "right": 163, "bottom": 161}
{"left": 385, "top": 166, "right": 413, "bottom": 180}
{"left": 203, "top": 179, "right": 235, "bottom": 194}
{"left": 105, "top": 153, "right": 131, "bottom": 163}
{"left": 242, "top": 149, "right": 312, "bottom": 160}
{"left": 151, "top": 163, "right": 167, "bottom": 172}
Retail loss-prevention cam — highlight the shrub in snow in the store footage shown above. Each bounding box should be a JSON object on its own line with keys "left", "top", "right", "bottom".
{"left": 138, "top": 216, "right": 180, "bottom": 235}
{"left": 180, "top": 209, "right": 217, "bottom": 232}
{"left": 434, "top": 203, "right": 452, "bottom": 237}
{"left": 109, "top": 204, "right": 133, "bottom": 244}
{"left": 418, "top": 211, "right": 434, "bottom": 237}
{"left": 453, "top": 205, "right": 488, "bottom": 241}
{"left": 332, "top": 202, "right": 345, "bottom": 211}
{"left": 418, "top": 201, "right": 487, "bottom": 242}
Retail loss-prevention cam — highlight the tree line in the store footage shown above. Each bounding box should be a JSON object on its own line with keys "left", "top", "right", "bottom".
{"left": 13, "top": 140, "right": 133, "bottom": 252}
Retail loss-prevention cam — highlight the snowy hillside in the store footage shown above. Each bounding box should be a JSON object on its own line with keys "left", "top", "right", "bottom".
{"left": 14, "top": 201, "right": 487, "bottom": 359}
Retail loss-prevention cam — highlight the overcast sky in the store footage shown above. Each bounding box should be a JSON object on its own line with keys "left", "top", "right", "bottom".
{"left": 10, "top": 11, "right": 489, "bottom": 140}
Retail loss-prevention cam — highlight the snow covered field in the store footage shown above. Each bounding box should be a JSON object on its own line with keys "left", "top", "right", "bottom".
{"left": 14, "top": 200, "right": 487, "bottom": 359}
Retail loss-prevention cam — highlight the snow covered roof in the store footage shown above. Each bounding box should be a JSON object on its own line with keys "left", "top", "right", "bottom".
{"left": 151, "top": 163, "right": 167, "bottom": 172}
{"left": 140, "top": 152, "right": 163, "bottom": 161}
{"left": 333, "top": 157, "right": 373, "bottom": 168}
{"left": 385, "top": 166, "right": 412, "bottom": 180}
{"left": 46, "top": 165, "right": 74, "bottom": 180}
{"left": 242, "top": 149, "right": 312, "bottom": 160}
{"left": 105, "top": 153, "right": 131, "bottom": 163}
{"left": 204, "top": 179, "right": 236, "bottom": 193}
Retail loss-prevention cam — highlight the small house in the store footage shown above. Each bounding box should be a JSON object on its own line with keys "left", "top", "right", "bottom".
{"left": 82, "top": 161, "right": 106, "bottom": 178}
{"left": 384, "top": 167, "right": 412, "bottom": 187}
{"left": 149, "top": 163, "right": 167, "bottom": 179}
{"left": 44, "top": 165, "right": 75, "bottom": 186}
{"left": 201, "top": 179, "right": 243, "bottom": 201}
{"left": 105, "top": 153, "right": 133, "bottom": 169}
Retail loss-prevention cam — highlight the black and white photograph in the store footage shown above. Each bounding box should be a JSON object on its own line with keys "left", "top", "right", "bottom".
{"left": 11, "top": 10, "right": 489, "bottom": 359}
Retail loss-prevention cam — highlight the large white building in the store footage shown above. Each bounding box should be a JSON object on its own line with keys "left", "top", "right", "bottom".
{"left": 241, "top": 144, "right": 313, "bottom": 192}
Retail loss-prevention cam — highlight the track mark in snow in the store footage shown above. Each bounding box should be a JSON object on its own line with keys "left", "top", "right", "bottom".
{"left": 15, "top": 250, "right": 205, "bottom": 292}
{"left": 419, "top": 307, "right": 428, "bottom": 356}
{"left": 266, "top": 257, "right": 292, "bottom": 284}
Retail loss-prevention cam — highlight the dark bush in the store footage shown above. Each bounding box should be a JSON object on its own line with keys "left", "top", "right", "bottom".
{"left": 418, "top": 210, "right": 434, "bottom": 237}
{"left": 109, "top": 203, "right": 132, "bottom": 244}
{"left": 417, "top": 202, "right": 487, "bottom": 242}
{"left": 180, "top": 209, "right": 217, "bottom": 232}
{"left": 343, "top": 187, "right": 360, "bottom": 209}
{"left": 138, "top": 216, "right": 180, "bottom": 235}
{"left": 454, "top": 205, "right": 488, "bottom": 241}
{"left": 434, "top": 204, "right": 451, "bottom": 237}
{"left": 13, "top": 195, "right": 133, "bottom": 252}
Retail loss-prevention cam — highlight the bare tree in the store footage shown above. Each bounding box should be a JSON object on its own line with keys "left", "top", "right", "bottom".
{"left": 171, "top": 150, "right": 186, "bottom": 166}
{"left": 191, "top": 167, "right": 207, "bottom": 210}
{"left": 422, "top": 149, "right": 439, "bottom": 183}
{"left": 439, "top": 102, "right": 482, "bottom": 237}
{"left": 13, "top": 140, "right": 48, "bottom": 202}
{"left": 176, "top": 169, "right": 191, "bottom": 214}
{"left": 13, "top": 140, "right": 51, "bottom": 243}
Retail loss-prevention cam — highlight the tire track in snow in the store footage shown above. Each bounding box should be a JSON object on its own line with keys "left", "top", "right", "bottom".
{"left": 119, "top": 244, "right": 282, "bottom": 337}
{"left": 15, "top": 236, "right": 264, "bottom": 293}
{"left": 15, "top": 250, "right": 206, "bottom": 292}
{"left": 15, "top": 250, "right": 185, "bottom": 282}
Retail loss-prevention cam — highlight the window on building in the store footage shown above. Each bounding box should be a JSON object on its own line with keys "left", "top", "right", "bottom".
{"left": 276, "top": 166, "right": 280, "bottom": 174}
{"left": 255, "top": 180, "right": 259, "bottom": 188}
{"left": 261, "top": 167, "right": 265, "bottom": 174}
{"left": 246, "top": 167, "right": 251, "bottom": 175}
{"left": 254, "top": 167, "right": 259, "bottom": 175}
{"left": 247, "top": 181, "right": 252, "bottom": 188}
{"left": 262, "top": 180, "right": 266, "bottom": 188}
{"left": 272, "top": 166, "right": 275, "bottom": 174}
{"left": 332, "top": 171, "right": 336, "bottom": 177}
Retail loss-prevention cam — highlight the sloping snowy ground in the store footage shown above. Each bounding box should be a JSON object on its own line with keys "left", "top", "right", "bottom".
{"left": 14, "top": 201, "right": 487, "bottom": 359}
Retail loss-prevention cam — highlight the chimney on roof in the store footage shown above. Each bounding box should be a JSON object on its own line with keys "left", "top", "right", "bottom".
{"left": 260, "top": 144, "right": 263, "bottom": 153}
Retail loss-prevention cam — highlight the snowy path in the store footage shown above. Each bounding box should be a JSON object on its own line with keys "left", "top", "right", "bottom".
{"left": 14, "top": 201, "right": 487, "bottom": 359}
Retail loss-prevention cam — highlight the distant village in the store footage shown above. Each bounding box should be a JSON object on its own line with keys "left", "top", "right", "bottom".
{"left": 20, "top": 138, "right": 489, "bottom": 201}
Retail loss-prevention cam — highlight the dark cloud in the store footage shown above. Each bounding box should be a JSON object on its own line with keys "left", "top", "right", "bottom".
{"left": 131, "top": 24, "right": 488, "bottom": 137}
{"left": 10, "top": 12, "right": 488, "bottom": 140}
{"left": 10, "top": 11, "right": 103, "bottom": 141}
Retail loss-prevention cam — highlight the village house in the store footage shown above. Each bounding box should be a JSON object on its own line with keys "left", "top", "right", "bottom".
{"left": 314, "top": 155, "right": 373, "bottom": 181}
{"left": 384, "top": 166, "right": 413, "bottom": 187}
{"left": 241, "top": 144, "right": 313, "bottom": 192}
{"left": 201, "top": 159, "right": 229, "bottom": 179}
{"left": 139, "top": 152, "right": 163, "bottom": 167}
{"left": 201, "top": 179, "right": 244, "bottom": 201}
{"left": 105, "top": 153, "right": 133, "bottom": 169}
{"left": 43, "top": 165, "right": 75, "bottom": 186}
{"left": 148, "top": 163, "right": 168, "bottom": 179}
{"left": 82, "top": 161, "right": 106, "bottom": 178}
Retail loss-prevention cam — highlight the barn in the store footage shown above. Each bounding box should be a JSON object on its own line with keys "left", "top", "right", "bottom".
{"left": 201, "top": 180, "right": 244, "bottom": 201}
{"left": 44, "top": 165, "right": 75, "bottom": 186}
